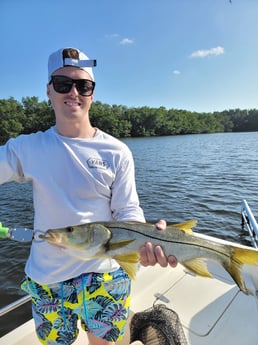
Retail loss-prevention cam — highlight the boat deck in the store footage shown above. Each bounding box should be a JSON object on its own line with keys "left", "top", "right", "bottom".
{"left": 1, "top": 262, "right": 258, "bottom": 345}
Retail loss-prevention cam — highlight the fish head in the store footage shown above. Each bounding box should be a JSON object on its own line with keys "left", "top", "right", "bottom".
{"left": 39, "top": 223, "right": 111, "bottom": 254}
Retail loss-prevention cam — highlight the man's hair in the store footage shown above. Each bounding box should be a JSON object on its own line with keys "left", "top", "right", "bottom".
{"left": 62, "top": 48, "right": 79, "bottom": 60}
{"left": 48, "top": 47, "right": 95, "bottom": 81}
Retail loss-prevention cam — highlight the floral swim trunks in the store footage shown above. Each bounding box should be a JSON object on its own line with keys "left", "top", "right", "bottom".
{"left": 21, "top": 268, "right": 131, "bottom": 345}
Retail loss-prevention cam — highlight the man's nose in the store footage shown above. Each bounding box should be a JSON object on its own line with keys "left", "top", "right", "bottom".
{"left": 69, "top": 83, "right": 79, "bottom": 95}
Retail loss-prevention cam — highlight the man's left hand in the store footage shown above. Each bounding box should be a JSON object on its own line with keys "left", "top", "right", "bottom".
{"left": 139, "top": 219, "right": 178, "bottom": 268}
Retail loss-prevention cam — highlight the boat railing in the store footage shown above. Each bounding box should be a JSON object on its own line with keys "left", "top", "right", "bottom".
{"left": 241, "top": 199, "right": 258, "bottom": 248}
{"left": 0, "top": 294, "right": 31, "bottom": 318}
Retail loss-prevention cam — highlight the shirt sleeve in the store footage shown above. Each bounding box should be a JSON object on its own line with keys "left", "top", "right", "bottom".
{"left": 110, "top": 148, "right": 145, "bottom": 222}
{"left": 0, "top": 139, "right": 26, "bottom": 184}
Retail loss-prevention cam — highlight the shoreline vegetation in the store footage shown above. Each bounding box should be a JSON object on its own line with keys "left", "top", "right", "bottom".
{"left": 1, "top": 96, "right": 258, "bottom": 144}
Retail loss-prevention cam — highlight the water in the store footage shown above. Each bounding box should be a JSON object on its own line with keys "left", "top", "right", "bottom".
{"left": 124, "top": 132, "right": 258, "bottom": 241}
{"left": 1, "top": 132, "right": 258, "bottom": 336}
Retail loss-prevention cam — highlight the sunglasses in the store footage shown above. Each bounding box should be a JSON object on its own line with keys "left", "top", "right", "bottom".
{"left": 49, "top": 75, "right": 95, "bottom": 96}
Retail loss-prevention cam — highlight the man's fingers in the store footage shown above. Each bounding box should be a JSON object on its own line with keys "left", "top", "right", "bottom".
{"left": 154, "top": 245, "right": 168, "bottom": 267}
{"left": 168, "top": 255, "right": 178, "bottom": 268}
{"left": 155, "top": 219, "right": 166, "bottom": 230}
{"left": 140, "top": 242, "right": 178, "bottom": 268}
{"left": 140, "top": 242, "right": 156, "bottom": 266}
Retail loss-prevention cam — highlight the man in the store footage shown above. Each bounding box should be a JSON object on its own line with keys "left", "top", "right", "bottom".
{"left": 0, "top": 47, "right": 177, "bottom": 345}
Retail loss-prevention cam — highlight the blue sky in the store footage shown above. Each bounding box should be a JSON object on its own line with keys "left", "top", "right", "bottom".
{"left": 1, "top": 0, "right": 258, "bottom": 112}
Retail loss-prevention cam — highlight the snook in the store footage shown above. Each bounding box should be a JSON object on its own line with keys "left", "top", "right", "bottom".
{"left": 40, "top": 220, "right": 258, "bottom": 294}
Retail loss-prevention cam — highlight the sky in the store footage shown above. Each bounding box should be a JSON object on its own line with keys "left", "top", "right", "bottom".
{"left": 1, "top": 0, "right": 258, "bottom": 113}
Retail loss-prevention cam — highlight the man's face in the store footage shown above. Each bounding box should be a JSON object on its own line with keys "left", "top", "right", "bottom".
{"left": 47, "top": 66, "right": 94, "bottom": 123}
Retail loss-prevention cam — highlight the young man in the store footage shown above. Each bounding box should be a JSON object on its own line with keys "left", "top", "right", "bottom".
{"left": 0, "top": 47, "right": 177, "bottom": 345}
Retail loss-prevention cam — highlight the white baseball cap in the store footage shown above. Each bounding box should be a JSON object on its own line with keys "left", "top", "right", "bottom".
{"left": 48, "top": 47, "right": 96, "bottom": 81}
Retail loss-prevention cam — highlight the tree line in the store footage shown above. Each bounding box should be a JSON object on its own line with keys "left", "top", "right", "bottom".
{"left": 1, "top": 96, "right": 258, "bottom": 144}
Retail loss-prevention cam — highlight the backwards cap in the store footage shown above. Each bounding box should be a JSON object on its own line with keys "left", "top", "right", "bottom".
{"left": 48, "top": 47, "right": 97, "bottom": 81}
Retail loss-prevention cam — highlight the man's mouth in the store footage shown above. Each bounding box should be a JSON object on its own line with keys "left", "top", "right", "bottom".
{"left": 64, "top": 101, "right": 81, "bottom": 107}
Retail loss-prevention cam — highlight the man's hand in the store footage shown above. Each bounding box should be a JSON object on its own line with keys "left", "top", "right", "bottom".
{"left": 139, "top": 219, "right": 178, "bottom": 268}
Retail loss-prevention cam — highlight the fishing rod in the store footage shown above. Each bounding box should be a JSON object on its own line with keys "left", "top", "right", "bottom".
{"left": 0, "top": 222, "right": 34, "bottom": 243}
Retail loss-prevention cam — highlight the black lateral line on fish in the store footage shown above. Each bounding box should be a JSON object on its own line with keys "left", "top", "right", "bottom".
{"left": 106, "top": 225, "right": 233, "bottom": 260}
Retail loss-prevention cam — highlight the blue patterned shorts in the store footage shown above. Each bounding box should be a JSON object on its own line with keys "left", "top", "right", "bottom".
{"left": 21, "top": 268, "right": 131, "bottom": 344}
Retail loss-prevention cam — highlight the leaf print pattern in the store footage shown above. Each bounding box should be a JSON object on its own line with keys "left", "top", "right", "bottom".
{"left": 79, "top": 299, "right": 102, "bottom": 318}
{"left": 51, "top": 283, "right": 76, "bottom": 303}
{"left": 87, "top": 273, "right": 103, "bottom": 294}
{"left": 88, "top": 318, "right": 112, "bottom": 336}
{"left": 21, "top": 276, "right": 49, "bottom": 300}
{"left": 56, "top": 329, "right": 77, "bottom": 344}
{"left": 21, "top": 268, "right": 130, "bottom": 344}
{"left": 92, "top": 296, "right": 128, "bottom": 322}
{"left": 33, "top": 312, "right": 52, "bottom": 340}
{"left": 104, "top": 276, "right": 131, "bottom": 301}
{"left": 36, "top": 298, "right": 60, "bottom": 314}
{"left": 102, "top": 302, "right": 128, "bottom": 322}
{"left": 54, "top": 308, "right": 77, "bottom": 331}
{"left": 86, "top": 318, "right": 123, "bottom": 342}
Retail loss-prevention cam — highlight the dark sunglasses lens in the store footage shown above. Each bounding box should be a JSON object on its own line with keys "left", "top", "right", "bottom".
{"left": 76, "top": 80, "right": 95, "bottom": 96}
{"left": 52, "top": 76, "right": 73, "bottom": 94}
{"left": 51, "top": 76, "right": 95, "bottom": 96}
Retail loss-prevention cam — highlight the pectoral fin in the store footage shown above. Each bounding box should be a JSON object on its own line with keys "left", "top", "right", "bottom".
{"left": 182, "top": 258, "right": 212, "bottom": 278}
{"left": 108, "top": 239, "right": 135, "bottom": 250}
{"left": 114, "top": 253, "right": 140, "bottom": 279}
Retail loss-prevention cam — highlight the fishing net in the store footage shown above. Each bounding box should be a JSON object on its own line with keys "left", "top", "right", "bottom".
{"left": 130, "top": 304, "right": 188, "bottom": 345}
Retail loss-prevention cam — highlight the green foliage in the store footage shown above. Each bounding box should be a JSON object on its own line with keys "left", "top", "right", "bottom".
{"left": 0, "top": 98, "right": 24, "bottom": 144}
{"left": 21, "top": 96, "right": 55, "bottom": 134}
{"left": 0, "top": 96, "right": 258, "bottom": 143}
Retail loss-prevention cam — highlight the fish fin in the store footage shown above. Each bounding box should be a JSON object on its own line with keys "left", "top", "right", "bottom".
{"left": 114, "top": 253, "right": 140, "bottom": 280}
{"left": 232, "top": 246, "right": 258, "bottom": 265}
{"left": 226, "top": 246, "right": 258, "bottom": 294}
{"left": 108, "top": 239, "right": 135, "bottom": 250}
{"left": 182, "top": 258, "right": 212, "bottom": 278}
{"left": 225, "top": 261, "right": 247, "bottom": 293}
{"left": 172, "top": 220, "right": 197, "bottom": 234}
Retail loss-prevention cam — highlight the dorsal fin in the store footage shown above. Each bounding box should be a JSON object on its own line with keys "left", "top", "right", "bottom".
{"left": 171, "top": 220, "right": 197, "bottom": 234}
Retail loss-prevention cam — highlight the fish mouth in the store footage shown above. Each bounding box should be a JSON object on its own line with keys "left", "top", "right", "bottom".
{"left": 39, "top": 230, "right": 65, "bottom": 247}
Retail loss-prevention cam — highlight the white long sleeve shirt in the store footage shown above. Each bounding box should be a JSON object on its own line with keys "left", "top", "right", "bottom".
{"left": 0, "top": 126, "right": 145, "bottom": 284}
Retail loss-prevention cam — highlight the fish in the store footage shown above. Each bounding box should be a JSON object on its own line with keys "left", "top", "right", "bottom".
{"left": 39, "top": 220, "right": 258, "bottom": 294}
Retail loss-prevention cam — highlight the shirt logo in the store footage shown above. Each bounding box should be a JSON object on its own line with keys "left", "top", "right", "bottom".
{"left": 87, "top": 158, "right": 110, "bottom": 170}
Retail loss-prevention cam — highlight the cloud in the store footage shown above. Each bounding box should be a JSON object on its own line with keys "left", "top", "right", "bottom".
{"left": 190, "top": 46, "right": 225, "bottom": 58}
{"left": 106, "top": 33, "right": 120, "bottom": 39}
{"left": 173, "top": 70, "right": 181, "bottom": 75}
{"left": 105, "top": 34, "right": 134, "bottom": 45}
{"left": 120, "top": 38, "right": 134, "bottom": 45}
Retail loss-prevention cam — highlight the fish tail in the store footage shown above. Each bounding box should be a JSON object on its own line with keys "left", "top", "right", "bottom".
{"left": 232, "top": 246, "right": 258, "bottom": 266}
{"left": 227, "top": 246, "right": 258, "bottom": 294}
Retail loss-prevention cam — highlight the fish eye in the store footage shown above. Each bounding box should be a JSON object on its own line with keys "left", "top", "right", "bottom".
{"left": 67, "top": 226, "right": 74, "bottom": 233}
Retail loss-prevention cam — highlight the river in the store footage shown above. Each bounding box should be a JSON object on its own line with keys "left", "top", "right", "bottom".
{"left": 1, "top": 132, "right": 258, "bottom": 336}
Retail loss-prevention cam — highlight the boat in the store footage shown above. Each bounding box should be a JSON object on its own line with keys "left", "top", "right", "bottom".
{"left": 1, "top": 199, "right": 258, "bottom": 345}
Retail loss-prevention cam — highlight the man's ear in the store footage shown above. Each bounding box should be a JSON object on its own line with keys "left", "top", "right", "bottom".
{"left": 46, "top": 84, "right": 51, "bottom": 97}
